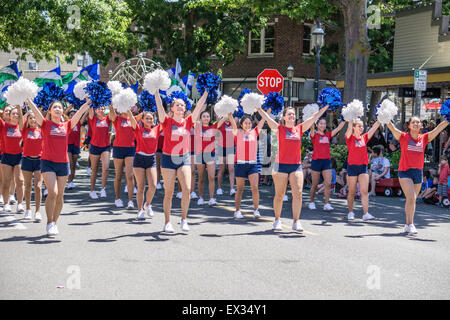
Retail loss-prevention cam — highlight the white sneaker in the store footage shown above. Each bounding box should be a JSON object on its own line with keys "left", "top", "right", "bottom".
{"left": 292, "top": 220, "right": 304, "bottom": 231}
{"left": 0, "top": 194, "right": 3, "bottom": 205}
{"left": 156, "top": 183, "right": 162, "bottom": 190}
{"left": 347, "top": 212, "right": 355, "bottom": 220}
{"left": 144, "top": 204, "right": 153, "bottom": 218}
{"left": 67, "top": 182, "right": 75, "bottom": 190}
{"left": 133, "top": 187, "right": 137, "bottom": 194}
{"left": 9, "top": 195, "right": 16, "bottom": 205}
{"left": 100, "top": 188, "right": 107, "bottom": 198}
{"left": 35, "top": 212, "right": 42, "bottom": 222}
{"left": 253, "top": 209, "right": 261, "bottom": 218}
{"left": 47, "top": 222, "right": 56, "bottom": 236}
{"left": 273, "top": 219, "right": 282, "bottom": 230}
{"left": 89, "top": 191, "right": 99, "bottom": 200}
{"left": 87, "top": 167, "right": 92, "bottom": 175}
{"left": 137, "top": 210, "right": 145, "bottom": 220}
{"left": 124, "top": 185, "right": 128, "bottom": 193}
{"left": 176, "top": 192, "right": 182, "bottom": 199}
{"left": 208, "top": 198, "right": 217, "bottom": 206}
{"left": 180, "top": 219, "right": 190, "bottom": 232}
{"left": 308, "top": 202, "right": 316, "bottom": 210}
{"left": 127, "top": 201, "right": 134, "bottom": 209}
{"left": 43, "top": 189, "right": 48, "bottom": 197}
{"left": 362, "top": 213, "right": 375, "bottom": 221}
{"left": 283, "top": 195, "right": 288, "bottom": 202}
{"left": 53, "top": 224, "right": 59, "bottom": 235}
{"left": 323, "top": 203, "right": 334, "bottom": 211}
{"left": 164, "top": 222, "right": 175, "bottom": 233}
{"left": 190, "top": 192, "right": 198, "bottom": 199}
{"left": 234, "top": 211, "right": 244, "bottom": 219}
{"left": 230, "top": 189, "right": 236, "bottom": 196}
{"left": 403, "top": 224, "right": 410, "bottom": 233}
{"left": 115, "top": 199, "right": 124, "bottom": 208}
{"left": 197, "top": 198, "right": 204, "bottom": 205}
{"left": 408, "top": 224, "right": 418, "bottom": 234}
{"left": 24, "top": 210, "right": 33, "bottom": 220}
{"left": 16, "top": 203, "right": 24, "bottom": 213}
{"left": 3, "top": 204, "right": 11, "bottom": 212}
{"left": 216, "top": 188, "right": 223, "bottom": 195}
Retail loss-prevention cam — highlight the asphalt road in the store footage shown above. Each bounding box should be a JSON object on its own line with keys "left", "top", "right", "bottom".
{"left": 1, "top": 151, "right": 449, "bottom": 300}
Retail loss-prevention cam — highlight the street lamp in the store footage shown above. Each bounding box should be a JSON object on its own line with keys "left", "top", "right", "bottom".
{"left": 287, "top": 65, "right": 294, "bottom": 107}
{"left": 312, "top": 21, "right": 325, "bottom": 102}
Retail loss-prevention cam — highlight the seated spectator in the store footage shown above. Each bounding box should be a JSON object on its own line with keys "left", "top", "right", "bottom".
{"left": 303, "top": 148, "right": 313, "bottom": 188}
{"left": 369, "top": 145, "right": 391, "bottom": 196}
{"left": 437, "top": 155, "right": 449, "bottom": 207}
{"left": 417, "top": 170, "right": 436, "bottom": 202}
{"left": 336, "top": 160, "right": 348, "bottom": 198}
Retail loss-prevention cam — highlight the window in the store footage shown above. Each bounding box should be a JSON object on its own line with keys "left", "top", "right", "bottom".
{"left": 302, "top": 24, "right": 313, "bottom": 55}
{"left": 77, "top": 59, "right": 84, "bottom": 67}
{"left": 28, "top": 61, "right": 37, "bottom": 70}
{"left": 248, "top": 24, "right": 275, "bottom": 57}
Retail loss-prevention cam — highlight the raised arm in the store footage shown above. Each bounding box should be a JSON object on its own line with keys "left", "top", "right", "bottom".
{"left": 155, "top": 91, "right": 167, "bottom": 123}
{"left": 228, "top": 113, "right": 238, "bottom": 136}
{"left": 70, "top": 101, "right": 90, "bottom": 129}
{"left": 17, "top": 105, "right": 25, "bottom": 131}
{"left": 428, "top": 120, "right": 449, "bottom": 143}
{"left": 331, "top": 121, "right": 346, "bottom": 137}
{"left": 366, "top": 120, "right": 381, "bottom": 140}
{"left": 257, "top": 117, "right": 266, "bottom": 132}
{"left": 134, "top": 112, "right": 143, "bottom": 124}
{"left": 108, "top": 105, "right": 117, "bottom": 122}
{"left": 216, "top": 115, "right": 228, "bottom": 129}
{"left": 257, "top": 107, "right": 278, "bottom": 131}
{"left": 25, "top": 99, "right": 44, "bottom": 126}
{"left": 191, "top": 91, "right": 208, "bottom": 123}
{"left": 345, "top": 119, "right": 354, "bottom": 139}
{"left": 302, "top": 105, "right": 329, "bottom": 132}
{"left": 80, "top": 108, "right": 89, "bottom": 125}
{"left": 64, "top": 104, "right": 73, "bottom": 116}
{"left": 127, "top": 110, "right": 137, "bottom": 130}
{"left": 88, "top": 107, "right": 94, "bottom": 120}
{"left": 386, "top": 121, "right": 402, "bottom": 141}
{"left": 310, "top": 123, "right": 315, "bottom": 138}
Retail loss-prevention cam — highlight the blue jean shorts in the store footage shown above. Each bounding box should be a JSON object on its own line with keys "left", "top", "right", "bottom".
{"left": 311, "top": 159, "right": 331, "bottom": 172}
{"left": 41, "top": 160, "right": 69, "bottom": 176}
{"left": 273, "top": 163, "right": 303, "bottom": 174}
{"left": 161, "top": 153, "right": 191, "bottom": 170}
{"left": 1, "top": 153, "right": 22, "bottom": 167}
{"left": 347, "top": 164, "right": 368, "bottom": 177}
{"left": 68, "top": 144, "right": 81, "bottom": 155}
{"left": 195, "top": 152, "right": 216, "bottom": 165}
{"left": 235, "top": 163, "right": 260, "bottom": 178}
{"left": 113, "top": 146, "right": 136, "bottom": 159}
{"left": 133, "top": 153, "right": 156, "bottom": 169}
{"left": 398, "top": 169, "right": 423, "bottom": 185}
{"left": 90, "top": 144, "right": 111, "bottom": 156}
{"left": 21, "top": 157, "right": 41, "bottom": 172}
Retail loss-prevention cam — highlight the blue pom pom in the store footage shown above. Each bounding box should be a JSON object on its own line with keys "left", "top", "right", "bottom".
{"left": 165, "top": 90, "right": 192, "bottom": 111}
{"left": 33, "top": 82, "right": 65, "bottom": 111}
{"left": 238, "top": 88, "right": 253, "bottom": 102}
{"left": 65, "top": 93, "right": 85, "bottom": 110}
{"left": 138, "top": 90, "right": 157, "bottom": 113}
{"left": 262, "top": 91, "right": 284, "bottom": 115}
{"left": 196, "top": 73, "right": 221, "bottom": 105}
{"left": 85, "top": 81, "right": 112, "bottom": 109}
{"left": 233, "top": 105, "right": 244, "bottom": 118}
{"left": 318, "top": 87, "right": 342, "bottom": 111}
{"left": 441, "top": 99, "right": 450, "bottom": 121}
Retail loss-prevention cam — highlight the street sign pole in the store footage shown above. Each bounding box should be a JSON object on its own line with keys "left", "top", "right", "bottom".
{"left": 413, "top": 69, "right": 427, "bottom": 117}
{"left": 415, "top": 90, "right": 422, "bottom": 117}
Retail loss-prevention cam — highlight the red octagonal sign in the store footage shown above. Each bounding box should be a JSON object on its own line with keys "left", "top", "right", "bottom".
{"left": 257, "top": 69, "right": 284, "bottom": 95}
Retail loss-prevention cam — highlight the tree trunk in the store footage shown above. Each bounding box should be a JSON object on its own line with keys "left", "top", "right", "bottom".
{"left": 367, "top": 91, "right": 382, "bottom": 124}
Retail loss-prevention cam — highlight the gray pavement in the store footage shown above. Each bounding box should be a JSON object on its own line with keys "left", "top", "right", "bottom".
{"left": 1, "top": 151, "right": 449, "bottom": 299}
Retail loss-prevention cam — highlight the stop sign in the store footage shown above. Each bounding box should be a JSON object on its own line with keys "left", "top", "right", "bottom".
{"left": 257, "top": 69, "right": 284, "bottom": 95}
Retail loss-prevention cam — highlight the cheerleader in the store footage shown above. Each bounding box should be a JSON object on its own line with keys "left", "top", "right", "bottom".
{"left": 66, "top": 106, "right": 88, "bottom": 190}
{"left": 109, "top": 106, "right": 136, "bottom": 209}
{"left": 25, "top": 98, "right": 89, "bottom": 236}
{"left": 345, "top": 119, "right": 381, "bottom": 221}
{"left": 216, "top": 116, "right": 236, "bottom": 196}
{"left": 386, "top": 116, "right": 448, "bottom": 234}
{"left": 155, "top": 129, "right": 164, "bottom": 189}
{"left": 128, "top": 110, "right": 160, "bottom": 219}
{"left": 258, "top": 106, "right": 328, "bottom": 230}
{"left": 155, "top": 90, "right": 208, "bottom": 232}
{"left": 88, "top": 106, "right": 111, "bottom": 199}
{"left": 228, "top": 112, "right": 266, "bottom": 219}
{"left": 0, "top": 105, "right": 25, "bottom": 213}
{"left": 20, "top": 110, "right": 43, "bottom": 221}
{"left": 1, "top": 105, "right": 17, "bottom": 205}
{"left": 308, "top": 118, "right": 345, "bottom": 211}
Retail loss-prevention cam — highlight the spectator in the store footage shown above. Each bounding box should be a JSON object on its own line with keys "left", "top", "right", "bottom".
{"left": 317, "top": 158, "right": 337, "bottom": 195}
{"left": 417, "top": 170, "right": 436, "bottom": 202}
{"left": 369, "top": 146, "right": 391, "bottom": 196}
{"left": 302, "top": 148, "right": 313, "bottom": 188}
{"left": 368, "top": 127, "right": 387, "bottom": 149}
{"left": 336, "top": 160, "right": 348, "bottom": 198}
{"left": 437, "top": 155, "right": 449, "bottom": 207}
{"left": 386, "top": 140, "right": 400, "bottom": 156}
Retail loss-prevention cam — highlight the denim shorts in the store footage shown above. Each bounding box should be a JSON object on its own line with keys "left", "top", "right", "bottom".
{"left": 347, "top": 164, "right": 368, "bottom": 177}
{"left": 1, "top": 153, "right": 22, "bottom": 167}
{"left": 41, "top": 159, "right": 69, "bottom": 176}
{"left": 161, "top": 153, "right": 191, "bottom": 170}
{"left": 113, "top": 146, "right": 136, "bottom": 159}
{"left": 68, "top": 144, "right": 81, "bottom": 155}
{"left": 194, "top": 152, "right": 216, "bottom": 165}
{"left": 133, "top": 153, "right": 156, "bottom": 169}
{"left": 311, "top": 159, "right": 331, "bottom": 172}
{"left": 235, "top": 163, "right": 260, "bottom": 178}
{"left": 90, "top": 144, "right": 111, "bottom": 156}
{"left": 273, "top": 163, "right": 303, "bottom": 174}
{"left": 21, "top": 157, "right": 41, "bottom": 172}
{"left": 398, "top": 169, "right": 423, "bottom": 185}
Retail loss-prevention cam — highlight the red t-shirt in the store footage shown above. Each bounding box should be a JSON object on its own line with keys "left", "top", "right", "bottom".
{"left": 311, "top": 131, "right": 332, "bottom": 160}
{"left": 194, "top": 123, "right": 218, "bottom": 153}
{"left": 134, "top": 123, "right": 160, "bottom": 155}
{"left": 235, "top": 127, "right": 259, "bottom": 162}
{"left": 41, "top": 119, "right": 71, "bottom": 163}
{"left": 161, "top": 115, "right": 193, "bottom": 155}
{"left": 346, "top": 133, "right": 369, "bottom": 166}
{"left": 218, "top": 121, "right": 235, "bottom": 148}
{"left": 21, "top": 127, "right": 43, "bottom": 157}
{"left": 113, "top": 116, "right": 135, "bottom": 148}
{"left": 157, "top": 131, "right": 164, "bottom": 151}
{"left": 0, "top": 119, "right": 22, "bottom": 155}
{"left": 398, "top": 132, "right": 429, "bottom": 171}
{"left": 68, "top": 122, "right": 81, "bottom": 147}
{"left": 88, "top": 116, "right": 111, "bottom": 148}
{"left": 190, "top": 127, "right": 195, "bottom": 153}
{"left": 439, "top": 164, "right": 449, "bottom": 184}
{"left": 276, "top": 124, "right": 303, "bottom": 164}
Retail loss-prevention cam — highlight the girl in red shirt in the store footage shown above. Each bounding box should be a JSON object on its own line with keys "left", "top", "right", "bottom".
{"left": 308, "top": 118, "right": 345, "bottom": 212}
{"left": 88, "top": 106, "right": 111, "bottom": 200}
{"left": 258, "top": 106, "right": 328, "bottom": 231}
{"left": 20, "top": 111, "right": 43, "bottom": 222}
{"left": 216, "top": 119, "right": 236, "bottom": 197}
{"left": 0, "top": 105, "right": 24, "bottom": 214}
{"left": 345, "top": 119, "right": 381, "bottom": 222}
{"left": 387, "top": 116, "right": 448, "bottom": 234}
{"left": 25, "top": 98, "right": 89, "bottom": 237}
{"left": 155, "top": 90, "right": 208, "bottom": 233}
{"left": 109, "top": 107, "right": 136, "bottom": 209}
{"left": 0, "top": 105, "right": 15, "bottom": 207}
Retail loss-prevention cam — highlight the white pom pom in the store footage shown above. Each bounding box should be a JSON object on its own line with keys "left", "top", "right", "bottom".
{"left": 143, "top": 69, "right": 171, "bottom": 95}
{"left": 302, "top": 103, "right": 319, "bottom": 121}
{"left": 74, "top": 81, "right": 89, "bottom": 100}
{"left": 377, "top": 99, "right": 398, "bottom": 124}
{"left": 112, "top": 88, "right": 137, "bottom": 113}
{"left": 214, "top": 95, "right": 239, "bottom": 118}
{"left": 166, "top": 85, "right": 183, "bottom": 97}
{"left": 240, "top": 92, "right": 265, "bottom": 115}
{"left": 342, "top": 99, "right": 364, "bottom": 121}
{"left": 4, "top": 77, "right": 39, "bottom": 106}
{"left": 107, "top": 81, "right": 123, "bottom": 97}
